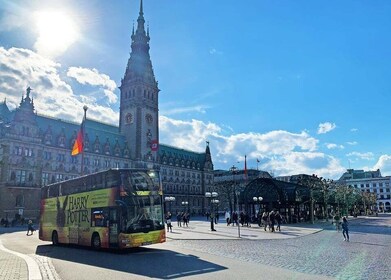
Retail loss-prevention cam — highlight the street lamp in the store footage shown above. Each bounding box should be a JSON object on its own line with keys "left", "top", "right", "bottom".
{"left": 181, "top": 201, "right": 189, "bottom": 212}
{"left": 211, "top": 199, "right": 219, "bottom": 224}
{"left": 253, "top": 196, "right": 263, "bottom": 214}
{"left": 164, "top": 196, "right": 175, "bottom": 213}
{"left": 205, "top": 192, "right": 218, "bottom": 231}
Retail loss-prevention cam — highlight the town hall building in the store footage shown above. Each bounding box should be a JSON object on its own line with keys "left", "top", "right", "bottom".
{"left": 0, "top": 1, "right": 214, "bottom": 222}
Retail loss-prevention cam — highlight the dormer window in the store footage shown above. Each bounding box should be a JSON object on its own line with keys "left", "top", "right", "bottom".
{"left": 58, "top": 136, "right": 65, "bottom": 147}
{"left": 45, "top": 134, "right": 52, "bottom": 145}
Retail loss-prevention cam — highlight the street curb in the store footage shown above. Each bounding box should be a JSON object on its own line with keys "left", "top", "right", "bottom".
{"left": 0, "top": 238, "right": 42, "bottom": 280}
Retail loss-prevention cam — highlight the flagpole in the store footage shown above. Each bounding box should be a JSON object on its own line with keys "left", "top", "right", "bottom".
{"left": 81, "top": 106, "right": 88, "bottom": 176}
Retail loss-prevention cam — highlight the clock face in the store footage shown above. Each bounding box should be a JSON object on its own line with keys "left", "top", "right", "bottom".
{"left": 146, "top": 113, "right": 153, "bottom": 124}
{"left": 125, "top": 113, "right": 133, "bottom": 124}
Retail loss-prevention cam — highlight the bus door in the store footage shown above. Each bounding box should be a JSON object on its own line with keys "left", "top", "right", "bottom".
{"left": 69, "top": 225, "right": 79, "bottom": 244}
{"left": 108, "top": 208, "right": 119, "bottom": 247}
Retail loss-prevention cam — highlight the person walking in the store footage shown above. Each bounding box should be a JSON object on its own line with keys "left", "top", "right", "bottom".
{"left": 341, "top": 216, "right": 349, "bottom": 241}
{"left": 268, "top": 210, "right": 275, "bottom": 232}
{"left": 225, "top": 210, "right": 231, "bottom": 226}
{"left": 177, "top": 212, "right": 182, "bottom": 227}
{"left": 26, "top": 220, "right": 35, "bottom": 236}
{"left": 262, "top": 212, "right": 268, "bottom": 231}
{"left": 275, "top": 211, "right": 282, "bottom": 232}
{"left": 166, "top": 212, "right": 173, "bottom": 232}
{"left": 232, "top": 211, "right": 238, "bottom": 226}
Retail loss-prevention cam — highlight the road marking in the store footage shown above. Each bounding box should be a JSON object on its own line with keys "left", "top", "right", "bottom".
{"left": 0, "top": 239, "right": 42, "bottom": 280}
{"left": 165, "top": 267, "right": 216, "bottom": 278}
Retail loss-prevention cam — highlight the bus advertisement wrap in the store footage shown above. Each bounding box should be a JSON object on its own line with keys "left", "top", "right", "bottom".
{"left": 40, "top": 169, "right": 166, "bottom": 249}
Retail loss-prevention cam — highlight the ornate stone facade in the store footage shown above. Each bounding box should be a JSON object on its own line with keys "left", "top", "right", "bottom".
{"left": 0, "top": 1, "right": 213, "bottom": 222}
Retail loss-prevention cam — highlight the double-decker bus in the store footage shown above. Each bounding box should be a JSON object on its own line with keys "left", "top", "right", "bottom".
{"left": 39, "top": 169, "right": 166, "bottom": 249}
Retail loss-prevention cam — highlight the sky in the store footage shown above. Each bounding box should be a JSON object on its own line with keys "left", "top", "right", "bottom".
{"left": 1, "top": 0, "right": 391, "bottom": 179}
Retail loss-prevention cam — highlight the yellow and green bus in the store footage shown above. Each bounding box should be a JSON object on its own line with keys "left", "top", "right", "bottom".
{"left": 39, "top": 169, "right": 166, "bottom": 249}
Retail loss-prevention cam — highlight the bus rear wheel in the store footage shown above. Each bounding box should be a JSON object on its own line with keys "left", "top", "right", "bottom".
{"left": 91, "top": 233, "right": 101, "bottom": 250}
{"left": 52, "top": 231, "right": 59, "bottom": 246}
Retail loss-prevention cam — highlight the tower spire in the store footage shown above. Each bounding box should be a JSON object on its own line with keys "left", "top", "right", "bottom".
{"left": 140, "top": 0, "right": 143, "bottom": 16}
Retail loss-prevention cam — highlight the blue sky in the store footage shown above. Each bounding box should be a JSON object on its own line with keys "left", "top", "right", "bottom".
{"left": 1, "top": 0, "right": 391, "bottom": 179}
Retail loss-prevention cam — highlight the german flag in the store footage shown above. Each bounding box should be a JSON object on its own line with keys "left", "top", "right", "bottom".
{"left": 71, "top": 121, "right": 84, "bottom": 156}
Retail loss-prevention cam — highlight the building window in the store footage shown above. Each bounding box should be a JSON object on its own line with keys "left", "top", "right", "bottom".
{"left": 57, "top": 154, "right": 65, "bottom": 162}
{"left": 14, "top": 146, "right": 23, "bottom": 156}
{"left": 42, "top": 173, "right": 50, "bottom": 186}
{"left": 115, "top": 162, "right": 120, "bottom": 168}
{"left": 44, "top": 151, "right": 52, "bottom": 160}
{"left": 15, "top": 194, "right": 24, "bottom": 207}
{"left": 16, "top": 170, "right": 26, "bottom": 184}
{"left": 56, "top": 174, "right": 64, "bottom": 182}
{"left": 94, "top": 159, "right": 100, "bottom": 167}
{"left": 24, "top": 148, "right": 33, "bottom": 157}
{"left": 105, "top": 160, "right": 110, "bottom": 168}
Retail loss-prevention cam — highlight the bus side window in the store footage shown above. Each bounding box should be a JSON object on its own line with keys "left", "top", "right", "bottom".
{"left": 92, "top": 209, "right": 108, "bottom": 227}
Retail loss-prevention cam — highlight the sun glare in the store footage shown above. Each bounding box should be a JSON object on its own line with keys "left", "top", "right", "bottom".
{"left": 34, "top": 10, "right": 79, "bottom": 58}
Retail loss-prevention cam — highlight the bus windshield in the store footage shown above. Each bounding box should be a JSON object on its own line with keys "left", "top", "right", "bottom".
{"left": 118, "top": 170, "right": 164, "bottom": 233}
{"left": 121, "top": 195, "right": 164, "bottom": 233}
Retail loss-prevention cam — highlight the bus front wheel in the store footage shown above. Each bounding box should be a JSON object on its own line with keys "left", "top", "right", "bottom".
{"left": 91, "top": 233, "right": 101, "bottom": 250}
{"left": 52, "top": 231, "right": 59, "bottom": 246}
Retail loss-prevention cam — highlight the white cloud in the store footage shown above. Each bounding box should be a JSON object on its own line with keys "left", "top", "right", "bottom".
{"left": 373, "top": 155, "right": 391, "bottom": 175}
{"left": 326, "top": 143, "right": 344, "bottom": 150}
{"left": 0, "top": 47, "right": 118, "bottom": 124}
{"left": 209, "top": 48, "right": 223, "bottom": 55}
{"left": 346, "top": 152, "right": 374, "bottom": 160}
{"left": 67, "top": 67, "right": 117, "bottom": 104}
{"left": 350, "top": 128, "right": 358, "bottom": 132}
{"left": 346, "top": 141, "right": 358, "bottom": 145}
{"left": 159, "top": 117, "right": 345, "bottom": 178}
{"left": 317, "top": 122, "right": 336, "bottom": 134}
{"left": 161, "top": 104, "right": 210, "bottom": 116}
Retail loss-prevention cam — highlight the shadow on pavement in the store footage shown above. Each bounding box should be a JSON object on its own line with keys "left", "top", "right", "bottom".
{"left": 35, "top": 244, "right": 227, "bottom": 279}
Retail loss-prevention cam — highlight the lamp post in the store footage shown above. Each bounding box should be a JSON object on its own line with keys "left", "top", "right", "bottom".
{"left": 253, "top": 196, "right": 263, "bottom": 214}
{"left": 164, "top": 196, "right": 175, "bottom": 213}
{"left": 211, "top": 199, "right": 219, "bottom": 224}
{"left": 181, "top": 201, "right": 189, "bottom": 212}
{"left": 205, "top": 192, "right": 218, "bottom": 231}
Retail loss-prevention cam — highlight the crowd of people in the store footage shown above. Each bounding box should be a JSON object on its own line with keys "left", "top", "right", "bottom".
{"left": 165, "top": 211, "right": 191, "bottom": 232}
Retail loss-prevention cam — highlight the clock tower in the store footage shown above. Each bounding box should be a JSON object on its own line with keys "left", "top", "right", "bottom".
{"left": 119, "top": 0, "right": 159, "bottom": 162}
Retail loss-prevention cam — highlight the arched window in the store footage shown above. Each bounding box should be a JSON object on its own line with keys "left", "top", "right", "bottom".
{"left": 15, "top": 194, "right": 24, "bottom": 207}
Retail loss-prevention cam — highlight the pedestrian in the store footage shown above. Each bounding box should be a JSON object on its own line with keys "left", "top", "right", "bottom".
{"left": 232, "top": 212, "right": 238, "bottom": 226}
{"left": 341, "top": 216, "right": 349, "bottom": 242}
{"left": 268, "top": 210, "right": 275, "bottom": 232}
{"left": 262, "top": 212, "right": 268, "bottom": 231}
{"left": 26, "top": 220, "right": 35, "bottom": 236}
{"left": 275, "top": 211, "right": 282, "bottom": 232}
{"left": 225, "top": 210, "right": 231, "bottom": 226}
{"left": 183, "top": 212, "right": 189, "bottom": 227}
{"left": 177, "top": 212, "right": 182, "bottom": 227}
{"left": 166, "top": 212, "right": 173, "bottom": 232}
{"left": 244, "top": 212, "right": 250, "bottom": 227}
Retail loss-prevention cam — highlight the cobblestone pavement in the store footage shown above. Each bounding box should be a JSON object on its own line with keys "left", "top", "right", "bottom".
{"left": 0, "top": 248, "right": 28, "bottom": 280}
{"left": 168, "top": 216, "right": 391, "bottom": 280}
